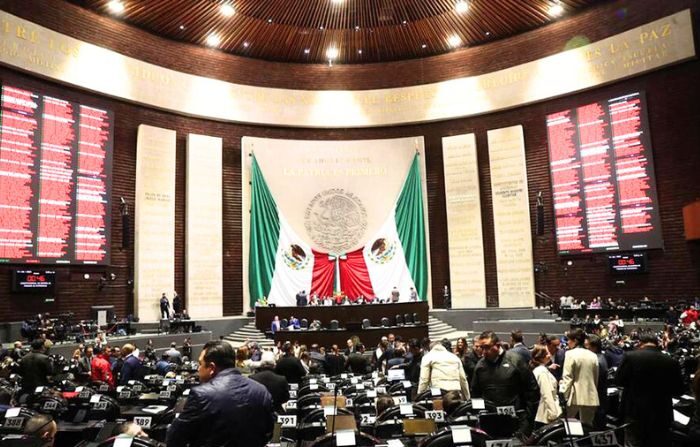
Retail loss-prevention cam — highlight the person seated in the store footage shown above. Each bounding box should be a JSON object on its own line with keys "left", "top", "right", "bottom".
{"left": 441, "top": 390, "right": 464, "bottom": 417}
{"left": 289, "top": 316, "right": 300, "bottom": 330}
{"left": 156, "top": 353, "right": 172, "bottom": 375}
{"left": 323, "top": 296, "right": 333, "bottom": 306}
{"left": 23, "top": 412, "right": 58, "bottom": 447}
{"left": 375, "top": 395, "right": 395, "bottom": 418}
{"left": 181, "top": 309, "right": 191, "bottom": 320}
{"left": 114, "top": 421, "right": 149, "bottom": 438}
{"left": 308, "top": 320, "right": 322, "bottom": 331}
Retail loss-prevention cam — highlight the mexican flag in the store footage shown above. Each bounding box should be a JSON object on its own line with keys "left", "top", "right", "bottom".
{"left": 363, "top": 154, "right": 428, "bottom": 301}
{"left": 249, "top": 156, "right": 314, "bottom": 307}
{"left": 249, "top": 154, "right": 428, "bottom": 307}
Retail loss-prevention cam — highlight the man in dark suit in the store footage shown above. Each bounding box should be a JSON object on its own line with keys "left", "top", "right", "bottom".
{"left": 274, "top": 343, "right": 306, "bottom": 384}
{"left": 250, "top": 351, "right": 289, "bottom": 412}
{"left": 167, "top": 341, "right": 274, "bottom": 447}
{"left": 18, "top": 339, "right": 52, "bottom": 393}
{"left": 509, "top": 330, "right": 531, "bottom": 364}
{"left": 295, "top": 290, "right": 308, "bottom": 307}
{"left": 616, "top": 333, "right": 684, "bottom": 447}
{"left": 346, "top": 343, "right": 369, "bottom": 375}
{"left": 119, "top": 343, "right": 143, "bottom": 385}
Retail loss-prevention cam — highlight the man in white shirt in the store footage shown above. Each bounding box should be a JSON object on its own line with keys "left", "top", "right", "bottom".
{"left": 417, "top": 339, "right": 470, "bottom": 399}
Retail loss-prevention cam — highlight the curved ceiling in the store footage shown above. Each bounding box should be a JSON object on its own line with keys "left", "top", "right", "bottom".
{"left": 67, "top": 0, "right": 604, "bottom": 64}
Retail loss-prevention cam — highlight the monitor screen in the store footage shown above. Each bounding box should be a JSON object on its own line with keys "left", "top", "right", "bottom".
{"left": 0, "top": 84, "right": 114, "bottom": 265}
{"left": 387, "top": 368, "right": 405, "bottom": 382}
{"left": 608, "top": 252, "right": 647, "bottom": 274}
{"left": 12, "top": 269, "right": 56, "bottom": 293}
{"left": 546, "top": 91, "right": 663, "bottom": 254}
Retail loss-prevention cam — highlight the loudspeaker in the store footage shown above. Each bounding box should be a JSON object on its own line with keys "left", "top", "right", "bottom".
{"left": 536, "top": 192, "right": 545, "bottom": 236}
{"left": 121, "top": 213, "right": 130, "bottom": 249}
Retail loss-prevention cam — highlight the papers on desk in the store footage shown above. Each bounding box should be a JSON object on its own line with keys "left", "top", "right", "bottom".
{"left": 336, "top": 430, "right": 356, "bottom": 447}
{"left": 451, "top": 425, "right": 472, "bottom": 444}
{"left": 564, "top": 419, "right": 585, "bottom": 436}
{"left": 674, "top": 410, "right": 690, "bottom": 426}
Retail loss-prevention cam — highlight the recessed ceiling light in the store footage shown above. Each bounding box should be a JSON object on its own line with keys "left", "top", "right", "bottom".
{"left": 107, "top": 0, "right": 124, "bottom": 14}
{"left": 485, "top": 31, "right": 491, "bottom": 36}
{"left": 355, "top": 25, "right": 360, "bottom": 31}
{"left": 206, "top": 33, "right": 221, "bottom": 47}
{"left": 448, "top": 34, "right": 462, "bottom": 48}
{"left": 402, "top": 20, "right": 408, "bottom": 25}
{"left": 319, "top": 26, "right": 325, "bottom": 30}
{"left": 421, "top": 44, "right": 427, "bottom": 49}
{"left": 220, "top": 3, "right": 235, "bottom": 17}
{"left": 331, "top": 0, "right": 345, "bottom": 4}
{"left": 549, "top": 1, "right": 564, "bottom": 17}
{"left": 179, "top": 25, "right": 185, "bottom": 30}
{"left": 304, "top": 48, "right": 311, "bottom": 54}
{"left": 326, "top": 46, "right": 339, "bottom": 60}
{"left": 455, "top": 1, "right": 469, "bottom": 14}
{"left": 243, "top": 41, "right": 249, "bottom": 47}
{"left": 358, "top": 49, "right": 363, "bottom": 54}
{"left": 267, "top": 18, "right": 273, "bottom": 24}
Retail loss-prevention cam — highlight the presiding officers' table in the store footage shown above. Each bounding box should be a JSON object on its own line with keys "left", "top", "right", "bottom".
{"left": 272, "top": 324, "right": 429, "bottom": 348}
{"left": 254, "top": 301, "right": 429, "bottom": 332}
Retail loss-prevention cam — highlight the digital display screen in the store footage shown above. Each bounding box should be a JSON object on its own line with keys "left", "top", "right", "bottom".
{"left": 608, "top": 253, "right": 647, "bottom": 274}
{"left": 0, "top": 84, "right": 113, "bottom": 264}
{"left": 546, "top": 92, "right": 663, "bottom": 254}
{"left": 12, "top": 269, "right": 56, "bottom": 293}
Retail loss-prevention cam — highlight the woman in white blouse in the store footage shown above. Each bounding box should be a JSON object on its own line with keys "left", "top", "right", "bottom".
{"left": 531, "top": 344, "right": 563, "bottom": 425}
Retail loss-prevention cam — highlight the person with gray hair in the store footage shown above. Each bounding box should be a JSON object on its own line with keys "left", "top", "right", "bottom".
{"left": 250, "top": 350, "right": 289, "bottom": 412}
{"left": 417, "top": 338, "right": 470, "bottom": 399}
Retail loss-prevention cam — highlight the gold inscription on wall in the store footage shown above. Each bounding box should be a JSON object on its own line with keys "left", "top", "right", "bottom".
{"left": 487, "top": 125, "right": 535, "bottom": 308}
{"left": 0, "top": 10, "right": 694, "bottom": 127}
{"left": 134, "top": 125, "right": 177, "bottom": 321}
{"left": 442, "top": 134, "right": 486, "bottom": 308}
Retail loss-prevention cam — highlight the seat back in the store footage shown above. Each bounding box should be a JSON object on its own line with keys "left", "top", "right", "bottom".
{"left": 419, "top": 426, "right": 491, "bottom": 447}
{"left": 329, "top": 320, "right": 339, "bottom": 330}
{"left": 404, "top": 313, "right": 413, "bottom": 324}
{"left": 413, "top": 312, "right": 421, "bottom": 324}
{"left": 381, "top": 317, "right": 390, "bottom": 327}
{"left": 362, "top": 319, "right": 371, "bottom": 329}
{"left": 280, "top": 318, "right": 288, "bottom": 328}
{"left": 395, "top": 314, "right": 404, "bottom": 326}
{"left": 301, "top": 318, "right": 309, "bottom": 329}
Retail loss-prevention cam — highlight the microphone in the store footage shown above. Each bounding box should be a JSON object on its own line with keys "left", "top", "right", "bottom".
{"left": 330, "top": 378, "right": 340, "bottom": 439}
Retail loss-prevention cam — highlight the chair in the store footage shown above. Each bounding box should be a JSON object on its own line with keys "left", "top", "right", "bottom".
{"left": 418, "top": 426, "right": 491, "bottom": 447}
{"left": 529, "top": 419, "right": 593, "bottom": 446}
{"left": 301, "top": 318, "right": 309, "bottom": 329}
{"left": 375, "top": 404, "right": 426, "bottom": 422}
{"left": 280, "top": 318, "right": 288, "bottom": 329}
{"left": 395, "top": 314, "right": 404, "bottom": 326}
{"left": 477, "top": 413, "right": 521, "bottom": 439}
{"left": 362, "top": 318, "right": 371, "bottom": 329}
{"left": 381, "top": 317, "right": 390, "bottom": 328}
{"left": 298, "top": 383, "right": 329, "bottom": 398}
{"left": 404, "top": 313, "right": 413, "bottom": 325}
{"left": 413, "top": 312, "right": 421, "bottom": 324}
{"left": 329, "top": 320, "right": 339, "bottom": 330}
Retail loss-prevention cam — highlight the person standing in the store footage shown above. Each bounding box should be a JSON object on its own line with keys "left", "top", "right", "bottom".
{"left": 585, "top": 334, "right": 608, "bottom": 429}
{"left": 173, "top": 291, "right": 183, "bottom": 316}
{"left": 119, "top": 343, "right": 142, "bottom": 385}
{"left": 91, "top": 346, "right": 114, "bottom": 386}
{"left": 18, "top": 339, "right": 53, "bottom": 393}
{"left": 409, "top": 287, "right": 418, "bottom": 302}
{"left": 167, "top": 341, "right": 274, "bottom": 447}
{"left": 417, "top": 339, "right": 470, "bottom": 399}
{"left": 390, "top": 286, "right": 400, "bottom": 303}
{"left": 274, "top": 343, "right": 306, "bottom": 384}
{"left": 530, "top": 344, "right": 562, "bottom": 425}
{"left": 616, "top": 333, "right": 684, "bottom": 447}
{"left": 160, "top": 293, "right": 171, "bottom": 320}
{"left": 250, "top": 351, "right": 289, "bottom": 412}
{"left": 510, "top": 330, "right": 531, "bottom": 364}
{"left": 559, "top": 328, "right": 599, "bottom": 426}
{"left": 471, "top": 331, "right": 539, "bottom": 440}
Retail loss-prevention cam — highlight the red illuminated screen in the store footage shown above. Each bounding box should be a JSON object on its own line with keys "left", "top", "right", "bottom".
{"left": 0, "top": 84, "right": 113, "bottom": 264}
{"left": 546, "top": 92, "right": 663, "bottom": 254}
